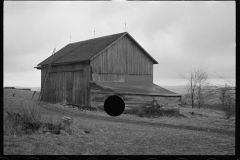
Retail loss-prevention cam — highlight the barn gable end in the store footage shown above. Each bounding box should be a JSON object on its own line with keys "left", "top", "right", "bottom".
{"left": 90, "top": 34, "right": 154, "bottom": 83}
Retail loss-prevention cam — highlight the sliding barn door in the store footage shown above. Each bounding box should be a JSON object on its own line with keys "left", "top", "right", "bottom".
{"left": 64, "top": 71, "right": 83, "bottom": 106}
{"left": 73, "top": 71, "right": 83, "bottom": 106}
{"left": 42, "top": 68, "right": 85, "bottom": 106}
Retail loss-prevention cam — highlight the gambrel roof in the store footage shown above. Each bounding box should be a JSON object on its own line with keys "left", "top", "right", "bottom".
{"left": 37, "top": 32, "right": 158, "bottom": 67}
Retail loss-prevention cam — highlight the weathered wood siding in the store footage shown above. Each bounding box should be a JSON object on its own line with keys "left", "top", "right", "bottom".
{"left": 90, "top": 34, "right": 154, "bottom": 82}
{"left": 92, "top": 73, "right": 125, "bottom": 82}
{"left": 91, "top": 92, "right": 181, "bottom": 109}
{"left": 90, "top": 82, "right": 181, "bottom": 109}
{"left": 40, "top": 62, "right": 90, "bottom": 106}
{"left": 91, "top": 74, "right": 153, "bottom": 83}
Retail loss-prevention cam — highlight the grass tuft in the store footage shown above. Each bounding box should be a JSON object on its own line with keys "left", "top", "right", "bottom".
{"left": 4, "top": 103, "right": 75, "bottom": 136}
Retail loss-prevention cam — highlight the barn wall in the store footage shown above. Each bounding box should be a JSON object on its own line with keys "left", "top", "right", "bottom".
{"left": 125, "top": 75, "right": 153, "bottom": 83}
{"left": 40, "top": 62, "right": 91, "bottom": 106}
{"left": 90, "top": 82, "right": 181, "bottom": 109}
{"left": 41, "top": 68, "right": 47, "bottom": 89}
{"left": 90, "top": 35, "right": 154, "bottom": 79}
{"left": 90, "top": 92, "right": 181, "bottom": 109}
{"left": 92, "top": 73, "right": 125, "bottom": 82}
{"left": 91, "top": 73, "right": 153, "bottom": 83}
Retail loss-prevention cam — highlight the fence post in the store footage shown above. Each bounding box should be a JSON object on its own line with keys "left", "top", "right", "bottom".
{"left": 31, "top": 91, "right": 36, "bottom": 100}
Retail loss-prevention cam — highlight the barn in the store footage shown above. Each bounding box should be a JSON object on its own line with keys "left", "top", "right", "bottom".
{"left": 35, "top": 32, "right": 181, "bottom": 110}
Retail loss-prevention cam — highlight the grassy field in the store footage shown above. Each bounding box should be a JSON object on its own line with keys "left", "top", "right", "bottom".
{"left": 3, "top": 89, "right": 235, "bottom": 155}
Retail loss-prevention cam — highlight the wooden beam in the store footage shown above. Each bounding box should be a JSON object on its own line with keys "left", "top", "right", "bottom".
{"left": 38, "top": 60, "right": 89, "bottom": 69}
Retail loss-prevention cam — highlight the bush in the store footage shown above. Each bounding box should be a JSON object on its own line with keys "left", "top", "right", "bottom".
{"left": 122, "top": 105, "right": 163, "bottom": 118}
{"left": 138, "top": 106, "right": 166, "bottom": 118}
{"left": 123, "top": 103, "right": 180, "bottom": 118}
{"left": 122, "top": 107, "right": 139, "bottom": 115}
{"left": 220, "top": 96, "right": 235, "bottom": 119}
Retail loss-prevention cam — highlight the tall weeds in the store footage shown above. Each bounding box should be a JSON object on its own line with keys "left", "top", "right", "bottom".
{"left": 4, "top": 102, "right": 76, "bottom": 136}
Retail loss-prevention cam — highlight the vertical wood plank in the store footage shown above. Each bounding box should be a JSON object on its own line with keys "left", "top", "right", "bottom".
{"left": 52, "top": 72, "right": 54, "bottom": 103}
{"left": 89, "top": 34, "right": 154, "bottom": 80}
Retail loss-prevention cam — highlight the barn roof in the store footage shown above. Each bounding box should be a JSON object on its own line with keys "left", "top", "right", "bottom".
{"left": 37, "top": 32, "right": 158, "bottom": 67}
{"left": 93, "top": 82, "right": 181, "bottom": 97}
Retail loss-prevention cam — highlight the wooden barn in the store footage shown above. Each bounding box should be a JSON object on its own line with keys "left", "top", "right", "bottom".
{"left": 35, "top": 32, "right": 181, "bottom": 110}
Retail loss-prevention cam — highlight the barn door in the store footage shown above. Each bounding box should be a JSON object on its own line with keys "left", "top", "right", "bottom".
{"left": 64, "top": 71, "right": 83, "bottom": 106}
{"left": 65, "top": 72, "right": 73, "bottom": 104}
{"left": 73, "top": 71, "right": 83, "bottom": 106}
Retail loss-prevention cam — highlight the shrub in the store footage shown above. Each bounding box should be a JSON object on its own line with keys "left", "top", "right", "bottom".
{"left": 123, "top": 107, "right": 139, "bottom": 115}
{"left": 220, "top": 96, "right": 235, "bottom": 119}
{"left": 21, "top": 104, "right": 42, "bottom": 124}
{"left": 123, "top": 102, "right": 180, "bottom": 118}
{"left": 137, "top": 111, "right": 145, "bottom": 117}
{"left": 122, "top": 105, "right": 163, "bottom": 118}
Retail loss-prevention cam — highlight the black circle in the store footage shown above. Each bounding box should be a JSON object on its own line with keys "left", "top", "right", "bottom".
{"left": 104, "top": 95, "right": 125, "bottom": 117}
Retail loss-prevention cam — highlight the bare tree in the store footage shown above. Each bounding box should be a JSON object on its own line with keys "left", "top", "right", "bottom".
{"left": 195, "top": 67, "right": 209, "bottom": 109}
{"left": 217, "top": 83, "right": 235, "bottom": 119}
{"left": 188, "top": 73, "right": 197, "bottom": 108}
{"left": 180, "top": 66, "right": 209, "bottom": 109}
{"left": 208, "top": 72, "right": 235, "bottom": 119}
{"left": 219, "top": 83, "right": 231, "bottom": 107}
{"left": 197, "top": 84, "right": 217, "bottom": 108}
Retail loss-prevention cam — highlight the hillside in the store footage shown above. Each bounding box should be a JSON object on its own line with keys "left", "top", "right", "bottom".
{"left": 162, "top": 85, "right": 188, "bottom": 95}
{"left": 3, "top": 89, "right": 235, "bottom": 155}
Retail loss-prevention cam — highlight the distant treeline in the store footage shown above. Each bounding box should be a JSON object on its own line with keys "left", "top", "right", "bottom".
{"left": 4, "top": 87, "right": 31, "bottom": 91}
{"left": 4, "top": 87, "right": 16, "bottom": 89}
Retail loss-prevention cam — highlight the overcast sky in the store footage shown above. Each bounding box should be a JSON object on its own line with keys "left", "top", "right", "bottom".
{"left": 4, "top": 1, "right": 235, "bottom": 87}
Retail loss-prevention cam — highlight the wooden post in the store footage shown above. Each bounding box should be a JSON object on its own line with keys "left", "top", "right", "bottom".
{"left": 31, "top": 91, "right": 36, "bottom": 100}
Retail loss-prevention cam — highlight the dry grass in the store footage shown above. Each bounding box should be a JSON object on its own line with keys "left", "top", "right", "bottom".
{"left": 4, "top": 117, "right": 235, "bottom": 155}
{"left": 3, "top": 89, "right": 235, "bottom": 155}
{"left": 52, "top": 103, "right": 235, "bottom": 132}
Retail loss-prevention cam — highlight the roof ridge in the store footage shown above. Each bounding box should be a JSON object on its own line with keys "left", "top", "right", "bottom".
{"left": 69, "top": 32, "right": 127, "bottom": 45}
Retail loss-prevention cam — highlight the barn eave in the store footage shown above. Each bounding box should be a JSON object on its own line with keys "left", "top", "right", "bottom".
{"left": 35, "top": 60, "right": 90, "bottom": 69}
